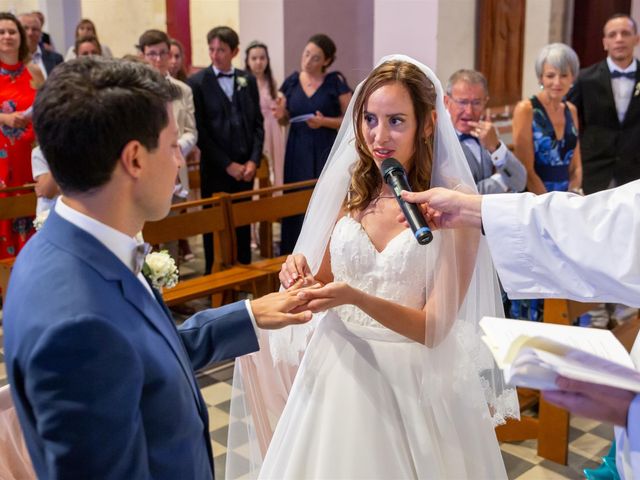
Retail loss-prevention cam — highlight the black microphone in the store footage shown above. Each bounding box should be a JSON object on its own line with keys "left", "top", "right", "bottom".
{"left": 381, "top": 158, "right": 433, "bottom": 245}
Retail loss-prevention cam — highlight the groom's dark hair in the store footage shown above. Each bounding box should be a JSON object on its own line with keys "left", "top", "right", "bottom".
{"left": 33, "top": 56, "right": 180, "bottom": 194}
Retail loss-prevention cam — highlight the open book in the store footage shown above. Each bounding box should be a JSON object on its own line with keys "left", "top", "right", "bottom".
{"left": 480, "top": 316, "right": 640, "bottom": 392}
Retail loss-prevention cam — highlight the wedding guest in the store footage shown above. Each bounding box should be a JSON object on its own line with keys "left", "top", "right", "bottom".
{"left": 188, "top": 26, "right": 263, "bottom": 270}
{"left": 65, "top": 19, "right": 113, "bottom": 60}
{"left": 75, "top": 35, "right": 102, "bottom": 57}
{"left": 17, "top": 12, "right": 62, "bottom": 78}
{"left": 3, "top": 56, "right": 312, "bottom": 479}
{"left": 272, "top": 33, "right": 352, "bottom": 254}
{"left": 445, "top": 69, "right": 526, "bottom": 193}
{"left": 169, "top": 38, "right": 188, "bottom": 82}
{"left": 31, "top": 11, "right": 52, "bottom": 51}
{"left": 0, "top": 12, "right": 41, "bottom": 259}
{"left": 245, "top": 40, "right": 285, "bottom": 187}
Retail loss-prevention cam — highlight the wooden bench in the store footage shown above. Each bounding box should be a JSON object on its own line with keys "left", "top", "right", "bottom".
{"left": 495, "top": 299, "right": 599, "bottom": 464}
{"left": 142, "top": 193, "right": 273, "bottom": 306}
{"left": 0, "top": 186, "right": 37, "bottom": 302}
{"left": 227, "top": 179, "right": 317, "bottom": 290}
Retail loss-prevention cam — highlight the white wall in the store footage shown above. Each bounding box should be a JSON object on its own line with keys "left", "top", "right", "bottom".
{"left": 0, "top": 0, "right": 38, "bottom": 15}
{"left": 521, "top": 0, "right": 552, "bottom": 98}
{"left": 190, "top": 0, "right": 239, "bottom": 67}
{"left": 239, "top": 0, "right": 284, "bottom": 81}
{"left": 374, "top": 0, "right": 439, "bottom": 70}
{"left": 81, "top": 0, "right": 166, "bottom": 58}
{"left": 436, "top": 0, "right": 476, "bottom": 85}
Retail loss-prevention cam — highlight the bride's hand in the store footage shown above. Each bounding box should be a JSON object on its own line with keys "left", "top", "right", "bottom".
{"left": 280, "top": 254, "right": 315, "bottom": 288}
{"left": 296, "top": 282, "right": 362, "bottom": 312}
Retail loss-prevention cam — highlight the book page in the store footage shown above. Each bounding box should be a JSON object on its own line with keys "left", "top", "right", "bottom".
{"left": 480, "top": 317, "right": 632, "bottom": 367}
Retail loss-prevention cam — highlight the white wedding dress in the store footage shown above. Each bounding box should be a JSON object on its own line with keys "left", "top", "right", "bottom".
{"left": 258, "top": 216, "right": 508, "bottom": 479}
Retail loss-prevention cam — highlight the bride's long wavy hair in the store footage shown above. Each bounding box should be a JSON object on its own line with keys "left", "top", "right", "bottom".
{"left": 348, "top": 61, "right": 436, "bottom": 212}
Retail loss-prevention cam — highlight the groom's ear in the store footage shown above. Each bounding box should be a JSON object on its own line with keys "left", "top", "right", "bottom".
{"left": 119, "top": 140, "right": 145, "bottom": 179}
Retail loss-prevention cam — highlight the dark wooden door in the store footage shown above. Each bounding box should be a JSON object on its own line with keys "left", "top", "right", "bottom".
{"left": 572, "top": 0, "right": 631, "bottom": 69}
{"left": 476, "top": 0, "right": 526, "bottom": 107}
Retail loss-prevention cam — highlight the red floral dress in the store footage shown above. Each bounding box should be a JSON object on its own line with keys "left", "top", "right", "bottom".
{"left": 0, "top": 61, "right": 36, "bottom": 259}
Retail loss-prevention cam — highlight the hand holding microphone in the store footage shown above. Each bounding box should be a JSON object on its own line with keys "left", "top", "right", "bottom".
{"left": 381, "top": 158, "right": 433, "bottom": 245}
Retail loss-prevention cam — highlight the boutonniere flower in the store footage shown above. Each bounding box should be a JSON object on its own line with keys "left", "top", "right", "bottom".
{"left": 143, "top": 250, "right": 179, "bottom": 290}
{"left": 634, "top": 82, "right": 640, "bottom": 97}
{"left": 33, "top": 209, "right": 50, "bottom": 231}
{"left": 237, "top": 76, "right": 248, "bottom": 91}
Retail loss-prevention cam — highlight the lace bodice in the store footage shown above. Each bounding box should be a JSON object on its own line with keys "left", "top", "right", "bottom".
{"left": 330, "top": 216, "right": 431, "bottom": 328}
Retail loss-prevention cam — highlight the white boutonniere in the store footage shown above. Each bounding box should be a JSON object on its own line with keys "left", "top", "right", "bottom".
{"left": 634, "top": 82, "right": 640, "bottom": 97}
{"left": 143, "top": 250, "right": 179, "bottom": 290}
{"left": 33, "top": 209, "right": 50, "bottom": 231}
{"left": 237, "top": 76, "right": 248, "bottom": 91}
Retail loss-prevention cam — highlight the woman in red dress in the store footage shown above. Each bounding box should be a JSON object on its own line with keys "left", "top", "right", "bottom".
{"left": 0, "top": 12, "right": 42, "bottom": 258}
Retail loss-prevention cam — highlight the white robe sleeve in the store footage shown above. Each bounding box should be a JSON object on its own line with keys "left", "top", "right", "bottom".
{"left": 481, "top": 180, "right": 640, "bottom": 307}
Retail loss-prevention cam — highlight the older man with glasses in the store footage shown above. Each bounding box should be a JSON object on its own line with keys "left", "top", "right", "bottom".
{"left": 445, "top": 69, "right": 526, "bottom": 194}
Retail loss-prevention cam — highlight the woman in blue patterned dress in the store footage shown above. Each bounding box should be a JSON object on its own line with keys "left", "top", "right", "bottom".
{"left": 510, "top": 43, "right": 582, "bottom": 321}
{"left": 513, "top": 43, "right": 582, "bottom": 195}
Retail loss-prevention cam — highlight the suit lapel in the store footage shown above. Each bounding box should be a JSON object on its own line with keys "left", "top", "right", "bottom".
{"left": 42, "top": 210, "right": 204, "bottom": 412}
{"left": 622, "top": 59, "right": 640, "bottom": 126}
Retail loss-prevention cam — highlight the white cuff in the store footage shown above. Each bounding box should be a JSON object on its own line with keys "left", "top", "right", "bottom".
{"left": 244, "top": 299, "right": 259, "bottom": 335}
{"left": 490, "top": 141, "right": 507, "bottom": 168}
{"left": 489, "top": 173, "right": 508, "bottom": 192}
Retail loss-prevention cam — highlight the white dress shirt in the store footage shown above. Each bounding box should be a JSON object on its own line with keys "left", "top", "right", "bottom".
{"left": 30, "top": 45, "right": 47, "bottom": 79}
{"left": 607, "top": 56, "right": 636, "bottom": 124}
{"left": 212, "top": 66, "right": 235, "bottom": 100}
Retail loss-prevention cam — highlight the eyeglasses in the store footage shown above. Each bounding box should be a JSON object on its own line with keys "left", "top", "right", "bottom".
{"left": 448, "top": 97, "right": 487, "bottom": 109}
{"left": 144, "top": 51, "right": 169, "bottom": 60}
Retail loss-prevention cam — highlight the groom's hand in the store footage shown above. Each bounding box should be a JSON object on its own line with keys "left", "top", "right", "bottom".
{"left": 250, "top": 279, "right": 317, "bottom": 329}
{"left": 280, "top": 254, "right": 314, "bottom": 288}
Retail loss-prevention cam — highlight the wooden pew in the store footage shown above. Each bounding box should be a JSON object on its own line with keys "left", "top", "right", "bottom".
{"left": 0, "top": 186, "right": 37, "bottom": 302}
{"left": 227, "top": 180, "right": 317, "bottom": 291}
{"left": 142, "top": 193, "right": 273, "bottom": 306}
{"left": 495, "top": 299, "right": 599, "bottom": 464}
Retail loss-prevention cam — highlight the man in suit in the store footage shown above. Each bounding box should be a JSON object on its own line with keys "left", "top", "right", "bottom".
{"left": 188, "top": 26, "right": 263, "bottom": 272}
{"left": 3, "top": 57, "right": 311, "bottom": 479}
{"left": 17, "top": 12, "right": 62, "bottom": 78}
{"left": 445, "top": 69, "right": 526, "bottom": 194}
{"left": 568, "top": 13, "right": 640, "bottom": 194}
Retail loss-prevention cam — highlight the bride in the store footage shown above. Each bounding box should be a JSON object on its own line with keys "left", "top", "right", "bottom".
{"left": 227, "top": 55, "right": 518, "bottom": 479}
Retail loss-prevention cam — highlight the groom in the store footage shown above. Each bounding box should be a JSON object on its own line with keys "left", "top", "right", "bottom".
{"left": 3, "top": 57, "right": 311, "bottom": 479}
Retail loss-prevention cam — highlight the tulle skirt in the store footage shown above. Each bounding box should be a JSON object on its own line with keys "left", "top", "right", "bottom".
{"left": 258, "top": 312, "right": 507, "bottom": 479}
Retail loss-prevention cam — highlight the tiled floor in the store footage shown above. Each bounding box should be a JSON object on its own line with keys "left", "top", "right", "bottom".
{"left": 0, "top": 234, "right": 614, "bottom": 479}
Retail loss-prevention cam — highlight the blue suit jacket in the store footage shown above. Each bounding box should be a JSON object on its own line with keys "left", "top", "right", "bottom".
{"left": 3, "top": 209, "right": 259, "bottom": 479}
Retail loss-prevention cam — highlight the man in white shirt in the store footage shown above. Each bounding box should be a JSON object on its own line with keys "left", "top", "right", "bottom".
{"left": 445, "top": 69, "right": 526, "bottom": 194}
{"left": 401, "top": 182, "right": 640, "bottom": 479}
{"left": 17, "top": 12, "right": 62, "bottom": 78}
{"left": 3, "top": 57, "right": 311, "bottom": 479}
